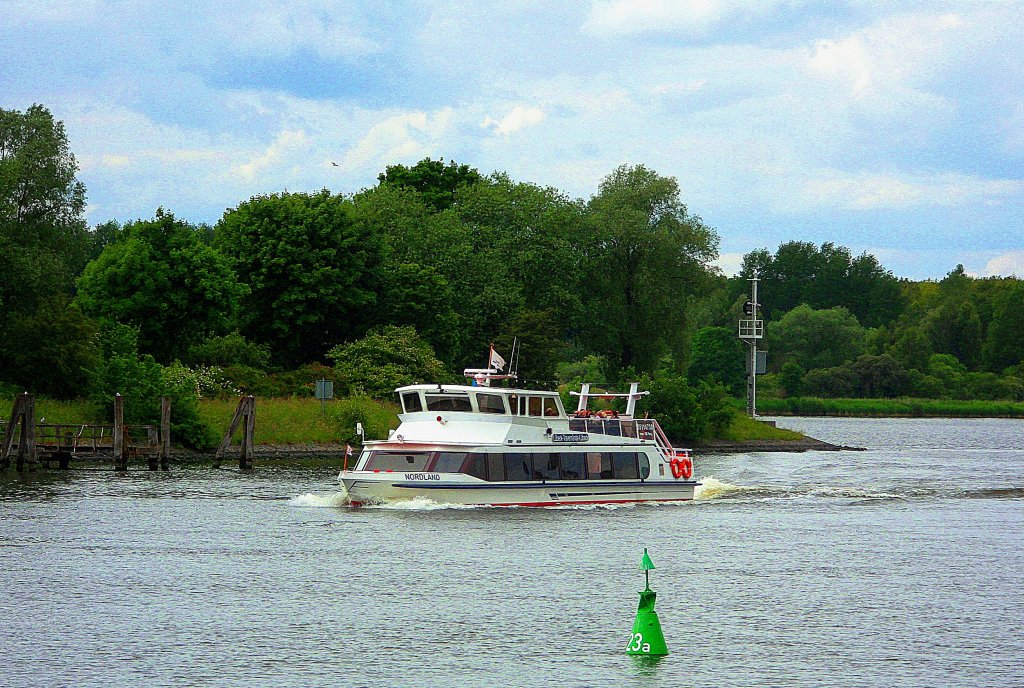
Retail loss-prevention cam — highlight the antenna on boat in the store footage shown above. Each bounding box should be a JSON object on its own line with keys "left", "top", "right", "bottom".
{"left": 510, "top": 337, "right": 520, "bottom": 379}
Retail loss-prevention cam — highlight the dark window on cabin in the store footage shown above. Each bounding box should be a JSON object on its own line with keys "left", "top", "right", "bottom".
{"left": 504, "top": 453, "right": 533, "bottom": 481}
{"left": 402, "top": 392, "right": 423, "bottom": 413}
{"left": 487, "top": 453, "right": 506, "bottom": 481}
{"left": 509, "top": 396, "right": 519, "bottom": 416}
{"left": 559, "top": 453, "right": 586, "bottom": 480}
{"left": 612, "top": 452, "right": 640, "bottom": 479}
{"left": 543, "top": 398, "right": 559, "bottom": 417}
{"left": 604, "top": 419, "right": 621, "bottom": 436}
{"left": 586, "top": 452, "right": 604, "bottom": 478}
{"left": 463, "top": 454, "right": 488, "bottom": 480}
{"left": 533, "top": 453, "right": 559, "bottom": 480}
{"left": 433, "top": 452, "right": 468, "bottom": 473}
{"left": 365, "top": 452, "right": 430, "bottom": 471}
{"left": 620, "top": 420, "right": 637, "bottom": 438}
{"left": 568, "top": 418, "right": 586, "bottom": 432}
{"left": 477, "top": 393, "right": 506, "bottom": 414}
{"left": 638, "top": 453, "right": 651, "bottom": 480}
{"left": 586, "top": 419, "right": 604, "bottom": 434}
{"left": 528, "top": 397, "right": 543, "bottom": 417}
{"left": 425, "top": 394, "right": 472, "bottom": 412}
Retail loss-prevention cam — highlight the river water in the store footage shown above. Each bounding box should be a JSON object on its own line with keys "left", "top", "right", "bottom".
{"left": 1, "top": 417, "right": 1021, "bottom": 687}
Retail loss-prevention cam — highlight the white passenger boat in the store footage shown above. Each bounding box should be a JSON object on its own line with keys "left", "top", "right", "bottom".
{"left": 339, "top": 364, "right": 698, "bottom": 507}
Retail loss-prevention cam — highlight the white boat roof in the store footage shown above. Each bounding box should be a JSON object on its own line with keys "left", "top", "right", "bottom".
{"left": 395, "top": 384, "right": 561, "bottom": 397}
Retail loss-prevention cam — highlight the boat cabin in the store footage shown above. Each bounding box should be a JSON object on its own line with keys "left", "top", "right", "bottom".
{"left": 396, "top": 385, "right": 566, "bottom": 418}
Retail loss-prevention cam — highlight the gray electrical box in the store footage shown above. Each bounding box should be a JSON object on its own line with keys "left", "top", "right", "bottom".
{"left": 315, "top": 379, "right": 334, "bottom": 400}
{"left": 746, "top": 351, "right": 767, "bottom": 375}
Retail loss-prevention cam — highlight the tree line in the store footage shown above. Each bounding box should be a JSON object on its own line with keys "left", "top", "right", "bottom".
{"left": 2, "top": 104, "right": 1022, "bottom": 445}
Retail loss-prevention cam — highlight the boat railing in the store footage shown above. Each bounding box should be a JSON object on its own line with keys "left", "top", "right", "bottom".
{"left": 567, "top": 416, "right": 687, "bottom": 459}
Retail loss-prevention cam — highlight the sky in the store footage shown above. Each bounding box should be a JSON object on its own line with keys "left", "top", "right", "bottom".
{"left": 2, "top": 0, "right": 1022, "bottom": 280}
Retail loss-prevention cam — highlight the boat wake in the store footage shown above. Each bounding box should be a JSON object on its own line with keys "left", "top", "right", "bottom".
{"left": 288, "top": 492, "right": 349, "bottom": 508}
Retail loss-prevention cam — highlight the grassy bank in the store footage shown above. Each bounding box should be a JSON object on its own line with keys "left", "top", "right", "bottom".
{"left": 197, "top": 396, "right": 400, "bottom": 445}
{"left": 720, "top": 413, "right": 804, "bottom": 441}
{"left": 759, "top": 396, "right": 1024, "bottom": 418}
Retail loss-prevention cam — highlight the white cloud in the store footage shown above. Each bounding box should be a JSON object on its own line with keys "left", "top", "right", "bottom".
{"left": 583, "top": 0, "right": 776, "bottom": 36}
{"left": 340, "top": 108, "right": 456, "bottom": 171}
{"left": 983, "top": 251, "right": 1024, "bottom": 278}
{"left": 209, "top": 1, "right": 380, "bottom": 59}
{"left": 230, "top": 129, "right": 311, "bottom": 182}
{"left": 800, "top": 171, "right": 1024, "bottom": 211}
{"left": 481, "top": 105, "right": 546, "bottom": 135}
{"left": 713, "top": 252, "right": 745, "bottom": 277}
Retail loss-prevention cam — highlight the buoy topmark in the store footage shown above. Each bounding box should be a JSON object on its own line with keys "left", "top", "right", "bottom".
{"left": 625, "top": 547, "right": 669, "bottom": 656}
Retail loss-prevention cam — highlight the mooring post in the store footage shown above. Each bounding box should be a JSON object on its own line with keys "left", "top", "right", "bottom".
{"left": 241, "top": 395, "right": 255, "bottom": 470}
{"left": 160, "top": 396, "right": 171, "bottom": 471}
{"left": 113, "top": 393, "right": 127, "bottom": 471}
{"left": 2, "top": 393, "right": 37, "bottom": 472}
{"left": 215, "top": 395, "right": 256, "bottom": 469}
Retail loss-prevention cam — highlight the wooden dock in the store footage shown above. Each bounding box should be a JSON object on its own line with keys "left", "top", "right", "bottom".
{"left": 1, "top": 393, "right": 169, "bottom": 471}
{"left": 2, "top": 393, "right": 257, "bottom": 472}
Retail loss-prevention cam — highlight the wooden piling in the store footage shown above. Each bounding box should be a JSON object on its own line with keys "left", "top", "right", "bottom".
{"left": 159, "top": 396, "right": 171, "bottom": 471}
{"left": 113, "top": 393, "right": 127, "bottom": 471}
{"left": 215, "top": 395, "right": 256, "bottom": 469}
{"left": 1, "top": 392, "right": 37, "bottom": 472}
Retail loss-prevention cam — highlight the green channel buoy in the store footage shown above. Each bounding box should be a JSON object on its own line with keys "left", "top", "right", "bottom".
{"left": 625, "top": 547, "right": 669, "bottom": 656}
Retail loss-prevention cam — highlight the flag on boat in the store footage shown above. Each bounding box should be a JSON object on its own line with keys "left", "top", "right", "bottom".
{"left": 489, "top": 348, "right": 506, "bottom": 371}
{"left": 345, "top": 444, "right": 353, "bottom": 458}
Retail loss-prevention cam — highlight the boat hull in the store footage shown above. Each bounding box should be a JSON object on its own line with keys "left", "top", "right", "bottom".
{"left": 341, "top": 473, "right": 698, "bottom": 507}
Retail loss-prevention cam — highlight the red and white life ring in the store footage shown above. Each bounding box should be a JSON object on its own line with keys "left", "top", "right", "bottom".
{"left": 669, "top": 455, "right": 693, "bottom": 480}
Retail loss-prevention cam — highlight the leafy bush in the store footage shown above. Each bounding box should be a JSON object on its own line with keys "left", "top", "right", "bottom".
{"left": 186, "top": 331, "right": 270, "bottom": 369}
{"left": 327, "top": 325, "right": 448, "bottom": 400}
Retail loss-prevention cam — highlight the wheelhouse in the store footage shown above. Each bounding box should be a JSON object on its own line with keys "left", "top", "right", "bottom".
{"left": 396, "top": 385, "right": 567, "bottom": 418}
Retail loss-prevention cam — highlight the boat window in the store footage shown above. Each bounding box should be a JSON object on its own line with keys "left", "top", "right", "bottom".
{"left": 639, "top": 453, "right": 650, "bottom": 479}
{"left": 568, "top": 418, "right": 586, "bottom": 432}
{"left": 559, "top": 453, "right": 586, "bottom": 480}
{"left": 612, "top": 452, "right": 640, "bottom": 479}
{"left": 487, "top": 453, "right": 506, "bottom": 481}
{"left": 586, "top": 419, "right": 604, "bottom": 434}
{"left": 508, "top": 395, "right": 519, "bottom": 416}
{"left": 433, "top": 452, "right": 468, "bottom": 473}
{"left": 463, "top": 454, "right": 488, "bottom": 480}
{"left": 425, "top": 393, "right": 472, "bottom": 412}
{"left": 620, "top": 420, "right": 637, "bottom": 438}
{"left": 528, "top": 397, "right": 543, "bottom": 417}
{"left": 364, "top": 452, "right": 430, "bottom": 472}
{"left": 533, "top": 453, "right": 559, "bottom": 480}
{"left": 401, "top": 391, "right": 423, "bottom": 413}
{"left": 476, "top": 393, "right": 506, "bottom": 414}
{"left": 586, "top": 452, "right": 603, "bottom": 478}
{"left": 603, "top": 419, "right": 621, "bottom": 436}
{"left": 504, "top": 453, "right": 533, "bottom": 481}
{"left": 543, "top": 398, "right": 559, "bottom": 417}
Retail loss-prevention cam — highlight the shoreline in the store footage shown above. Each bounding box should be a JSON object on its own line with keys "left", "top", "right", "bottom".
{"left": 170, "top": 434, "right": 865, "bottom": 462}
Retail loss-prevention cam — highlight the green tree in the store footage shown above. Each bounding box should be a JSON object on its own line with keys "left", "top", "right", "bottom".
{"left": 925, "top": 300, "right": 982, "bottom": 369}
{"left": 327, "top": 325, "right": 448, "bottom": 399}
{"left": 77, "top": 209, "right": 246, "bottom": 362}
{"left": 737, "top": 241, "right": 903, "bottom": 327}
{"left": 779, "top": 361, "right": 804, "bottom": 398}
{"left": 1, "top": 296, "right": 99, "bottom": 398}
{"left": 983, "top": 281, "right": 1024, "bottom": 371}
{"left": 847, "top": 354, "right": 910, "bottom": 398}
{"left": 687, "top": 326, "right": 746, "bottom": 395}
{"left": 764, "top": 304, "right": 866, "bottom": 371}
{"left": 377, "top": 157, "right": 482, "bottom": 212}
{"left": 216, "top": 190, "right": 383, "bottom": 366}
{"left": 580, "top": 165, "right": 718, "bottom": 372}
{"left": 0, "top": 104, "right": 90, "bottom": 318}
